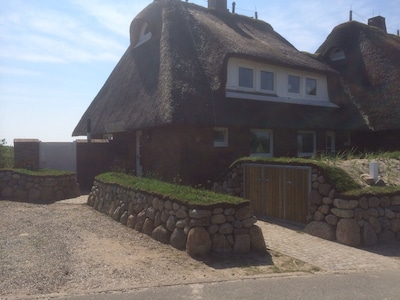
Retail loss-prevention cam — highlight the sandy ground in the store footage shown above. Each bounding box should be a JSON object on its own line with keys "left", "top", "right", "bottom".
{"left": 0, "top": 199, "right": 316, "bottom": 300}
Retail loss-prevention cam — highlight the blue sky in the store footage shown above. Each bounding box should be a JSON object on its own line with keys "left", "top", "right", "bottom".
{"left": 1, "top": 0, "right": 399, "bottom": 145}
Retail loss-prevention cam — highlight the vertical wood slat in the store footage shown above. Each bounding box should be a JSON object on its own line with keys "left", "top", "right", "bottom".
{"left": 264, "top": 167, "right": 284, "bottom": 219}
{"left": 285, "top": 168, "right": 309, "bottom": 223}
{"left": 244, "top": 164, "right": 310, "bottom": 224}
{"left": 244, "top": 165, "right": 263, "bottom": 215}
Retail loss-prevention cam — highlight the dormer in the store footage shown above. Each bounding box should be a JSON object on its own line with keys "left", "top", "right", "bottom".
{"left": 130, "top": 20, "right": 153, "bottom": 48}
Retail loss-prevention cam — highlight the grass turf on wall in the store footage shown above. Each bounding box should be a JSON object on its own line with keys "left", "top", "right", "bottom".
{"left": 96, "top": 172, "right": 247, "bottom": 206}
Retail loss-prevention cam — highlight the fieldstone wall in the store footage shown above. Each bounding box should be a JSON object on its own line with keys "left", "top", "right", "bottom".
{"left": 305, "top": 167, "right": 400, "bottom": 246}
{"left": 88, "top": 180, "right": 267, "bottom": 256}
{"left": 0, "top": 170, "right": 80, "bottom": 202}
{"left": 213, "top": 162, "right": 400, "bottom": 247}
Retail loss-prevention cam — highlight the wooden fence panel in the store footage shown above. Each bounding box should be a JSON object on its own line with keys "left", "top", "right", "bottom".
{"left": 285, "top": 167, "right": 309, "bottom": 223}
{"left": 264, "top": 166, "right": 285, "bottom": 219}
{"left": 244, "top": 165, "right": 263, "bottom": 215}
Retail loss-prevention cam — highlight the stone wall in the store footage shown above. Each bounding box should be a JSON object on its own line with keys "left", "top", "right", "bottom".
{"left": 0, "top": 170, "right": 80, "bottom": 202}
{"left": 213, "top": 162, "right": 400, "bottom": 246}
{"left": 88, "top": 180, "right": 266, "bottom": 256}
{"left": 305, "top": 167, "right": 400, "bottom": 246}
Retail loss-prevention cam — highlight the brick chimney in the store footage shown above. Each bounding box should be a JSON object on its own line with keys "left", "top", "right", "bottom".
{"left": 208, "top": 0, "right": 227, "bottom": 13}
{"left": 368, "top": 16, "right": 387, "bottom": 33}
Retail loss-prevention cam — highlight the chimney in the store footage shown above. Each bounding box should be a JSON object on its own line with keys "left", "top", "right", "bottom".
{"left": 349, "top": 10, "right": 353, "bottom": 21}
{"left": 368, "top": 16, "right": 387, "bottom": 33}
{"left": 232, "top": 2, "right": 236, "bottom": 14}
{"left": 208, "top": 0, "right": 227, "bottom": 13}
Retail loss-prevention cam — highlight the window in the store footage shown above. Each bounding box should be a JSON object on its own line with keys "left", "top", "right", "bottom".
{"left": 250, "top": 130, "right": 273, "bottom": 157}
{"left": 135, "top": 22, "right": 152, "bottom": 48}
{"left": 329, "top": 47, "right": 346, "bottom": 61}
{"left": 213, "top": 128, "right": 228, "bottom": 147}
{"left": 239, "top": 67, "right": 254, "bottom": 88}
{"left": 260, "top": 71, "right": 274, "bottom": 91}
{"left": 325, "top": 131, "right": 335, "bottom": 156}
{"left": 288, "top": 75, "right": 300, "bottom": 93}
{"left": 297, "top": 131, "right": 316, "bottom": 157}
{"left": 306, "top": 78, "right": 317, "bottom": 96}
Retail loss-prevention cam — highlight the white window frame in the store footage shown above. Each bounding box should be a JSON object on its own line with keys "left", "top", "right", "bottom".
{"left": 306, "top": 77, "right": 317, "bottom": 97}
{"left": 135, "top": 22, "right": 152, "bottom": 48}
{"left": 238, "top": 66, "right": 254, "bottom": 90}
{"left": 288, "top": 74, "right": 301, "bottom": 94}
{"left": 259, "top": 70, "right": 275, "bottom": 93}
{"left": 297, "top": 130, "right": 316, "bottom": 158}
{"left": 213, "top": 127, "right": 228, "bottom": 147}
{"left": 325, "top": 131, "right": 336, "bottom": 155}
{"left": 250, "top": 129, "right": 273, "bottom": 157}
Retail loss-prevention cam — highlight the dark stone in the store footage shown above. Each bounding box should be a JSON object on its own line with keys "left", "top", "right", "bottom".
{"left": 304, "top": 221, "right": 336, "bottom": 241}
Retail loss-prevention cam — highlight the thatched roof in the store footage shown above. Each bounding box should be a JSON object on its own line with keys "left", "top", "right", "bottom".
{"left": 317, "top": 21, "right": 400, "bottom": 131}
{"left": 73, "top": 0, "right": 359, "bottom": 137}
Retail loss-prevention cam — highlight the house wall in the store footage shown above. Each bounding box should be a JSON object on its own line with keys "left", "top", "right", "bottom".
{"left": 352, "top": 130, "right": 400, "bottom": 152}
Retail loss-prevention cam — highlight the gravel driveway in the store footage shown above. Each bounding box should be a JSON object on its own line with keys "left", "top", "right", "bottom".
{"left": 0, "top": 198, "right": 314, "bottom": 299}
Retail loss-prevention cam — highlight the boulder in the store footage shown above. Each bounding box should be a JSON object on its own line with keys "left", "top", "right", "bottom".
{"left": 333, "top": 198, "right": 359, "bottom": 210}
{"left": 135, "top": 211, "right": 146, "bottom": 232}
{"left": 120, "top": 211, "right": 129, "bottom": 225}
{"left": 378, "top": 230, "right": 396, "bottom": 244}
{"left": 189, "top": 209, "right": 212, "bottom": 219}
{"left": 234, "top": 234, "right": 251, "bottom": 253}
{"left": 142, "top": 218, "right": 154, "bottom": 236}
{"left": 336, "top": 219, "right": 361, "bottom": 247}
{"left": 325, "top": 214, "right": 339, "bottom": 226}
{"left": 362, "top": 222, "right": 378, "bottom": 246}
{"left": 390, "top": 219, "right": 400, "bottom": 234}
{"left": 126, "top": 215, "right": 136, "bottom": 228}
{"left": 186, "top": 227, "right": 211, "bottom": 257}
{"left": 369, "top": 217, "right": 382, "bottom": 234}
{"left": 212, "top": 234, "right": 232, "bottom": 252}
{"left": 235, "top": 206, "right": 254, "bottom": 220}
{"left": 309, "top": 190, "right": 322, "bottom": 205}
{"left": 152, "top": 225, "right": 171, "bottom": 244}
{"left": 331, "top": 208, "right": 354, "bottom": 218}
{"left": 249, "top": 225, "right": 267, "bottom": 253}
{"left": 304, "top": 221, "right": 336, "bottom": 241}
{"left": 170, "top": 228, "right": 187, "bottom": 250}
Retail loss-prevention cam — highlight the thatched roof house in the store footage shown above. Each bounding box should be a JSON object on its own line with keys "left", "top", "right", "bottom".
{"left": 317, "top": 19, "right": 400, "bottom": 132}
{"left": 72, "top": 0, "right": 377, "bottom": 183}
{"left": 73, "top": 0, "right": 355, "bottom": 137}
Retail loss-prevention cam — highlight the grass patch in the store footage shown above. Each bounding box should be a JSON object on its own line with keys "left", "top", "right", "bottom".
{"left": 96, "top": 172, "right": 247, "bottom": 206}
{"left": 341, "top": 186, "right": 400, "bottom": 198}
{"left": 1, "top": 168, "right": 74, "bottom": 177}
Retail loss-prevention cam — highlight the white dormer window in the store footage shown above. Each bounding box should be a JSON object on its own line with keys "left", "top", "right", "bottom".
{"left": 329, "top": 47, "right": 346, "bottom": 61}
{"left": 213, "top": 128, "right": 228, "bottom": 147}
{"left": 260, "top": 71, "right": 274, "bottom": 91}
{"left": 135, "top": 22, "right": 152, "bottom": 48}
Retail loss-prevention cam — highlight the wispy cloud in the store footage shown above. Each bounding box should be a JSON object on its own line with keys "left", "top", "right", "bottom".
{"left": 0, "top": 1, "right": 133, "bottom": 65}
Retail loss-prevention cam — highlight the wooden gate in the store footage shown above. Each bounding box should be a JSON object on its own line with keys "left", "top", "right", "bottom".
{"left": 244, "top": 164, "right": 310, "bottom": 224}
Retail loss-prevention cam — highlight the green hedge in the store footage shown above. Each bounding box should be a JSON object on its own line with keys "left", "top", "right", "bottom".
{"left": 0, "top": 168, "right": 74, "bottom": 177}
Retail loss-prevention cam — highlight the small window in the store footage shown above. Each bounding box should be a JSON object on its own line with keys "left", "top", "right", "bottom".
{"left": 239, "top": 67, "right": 254, "bottom": 88}
{"left": 214, "top": 128, "right": 228, "bottom": 147}
{"left": 329, "top": 47, "right": 346, "bottom": 61}
{"left": 306, "top": 78, "right": 317, "bottom": 96}
{"left": 260, "top": 71, "right": 274, "bottom": 91}
{"left": 288, "top": 75, "right": 300, "bottom": 93}
{"left": 250, "top": 129, "right": 273, "bottom": 157}
{"left": 297, "top": 131, "right": 316, "bottom": 157}
{"left": 325, "top": 131, "right": 335, "bottom": 156}
{"left": 135, "top": 22, "right": 152, "bottom": 48}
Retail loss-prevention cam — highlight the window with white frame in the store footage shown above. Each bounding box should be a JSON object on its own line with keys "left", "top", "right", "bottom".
{"left": 213, "top": 128, "right": 228, "bottom": 147}
{"left": 297, "top": 131, "right": 316, "bottom": 157}
{"left": 260, "top": 71, "right": 274, "bottom": 91}
{"left": 325, "top": 131, "right": 335, "bottom": 155}
{"left": 135, "top": 22, "right": 152, "bottom": 48}
{"left": 288, "top": 75, "right": 300, "bottom": 93}
{"left": 306, "top": 78, "right": 317, "bottom": 96}
{"left": 250, "top": 129, "right": 273, "bottom": 157}
{"left": 238, "top": 67, "right": 254, "bottom": 88}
